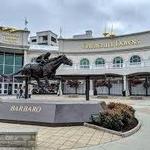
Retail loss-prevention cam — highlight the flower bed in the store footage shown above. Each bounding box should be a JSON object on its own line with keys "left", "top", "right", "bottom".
{"left": 90, "top": 102, "right": 138, "bottom": 132}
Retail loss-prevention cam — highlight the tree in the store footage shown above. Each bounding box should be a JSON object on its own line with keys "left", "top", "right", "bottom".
{"left": 67, "top": 80, "right": 81, "bottom": 94}
{"left": 95, "top": 80, "right": 112, "bottom": 88}
{"left": 129, "top": 78, "right": 142, "bottom": 87}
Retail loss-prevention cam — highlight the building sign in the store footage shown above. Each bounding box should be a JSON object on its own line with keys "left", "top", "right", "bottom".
{"left": 0, "top": 27, "right": 28, "bottom": 46}
{"left": 1, "top": 32, "right": 21, "bottom": 45}
{"left": 82, "top": 39, "right": 140, "bottom": 49}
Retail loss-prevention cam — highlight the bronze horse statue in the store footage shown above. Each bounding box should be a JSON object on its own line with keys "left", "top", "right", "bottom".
{"left": 2, "top": 55, "right": 72, "bottom": 88}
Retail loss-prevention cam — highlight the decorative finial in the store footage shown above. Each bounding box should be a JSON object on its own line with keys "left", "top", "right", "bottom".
{"left": 24, "top": 17, "right": 28, "bottom": 30}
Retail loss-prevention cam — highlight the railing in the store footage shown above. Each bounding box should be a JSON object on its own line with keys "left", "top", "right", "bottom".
{"left": 60, "top": 60, "right": 150, "bottom": 71}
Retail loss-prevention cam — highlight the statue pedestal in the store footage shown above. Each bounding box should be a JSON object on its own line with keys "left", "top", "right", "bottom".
{"left": 0, "top": 99, "right": 105, "bottom": 124}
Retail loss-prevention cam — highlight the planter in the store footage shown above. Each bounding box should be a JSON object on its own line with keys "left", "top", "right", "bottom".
{"left": 84, "top": 115, "right": 141, "bottom": 137}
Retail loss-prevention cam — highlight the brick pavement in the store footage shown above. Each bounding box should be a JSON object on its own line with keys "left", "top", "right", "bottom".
{"left": 0, "top": 122, "right": 121, "bottom": 150}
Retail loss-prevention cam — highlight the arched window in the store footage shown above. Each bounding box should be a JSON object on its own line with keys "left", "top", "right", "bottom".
{"left": 95, "top": 58, "right": 105, "bottom": 66}
{"left": 80, "top": 58, "right": 90, "bottom": 68}
{"left": 113, "top": 57, "right": 123, "bottom": 68}
{"left": 130, "top": 55, "right": 141, "bottom": 65}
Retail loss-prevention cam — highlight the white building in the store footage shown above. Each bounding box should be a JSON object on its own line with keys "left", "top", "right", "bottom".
{"left": 1, "top": 27, "right": 150, "bottom": 97}
{"left": 56, "top": 30, "right": 150, "bottom": 96}
{"left": 0, "top": 27, "right": 59, "bottom": 95}
{"left": 30, "top": 30, "right": 58, "bottom": 46}
{"left": 0, "top": 26, "right": 30, "bottom": 95}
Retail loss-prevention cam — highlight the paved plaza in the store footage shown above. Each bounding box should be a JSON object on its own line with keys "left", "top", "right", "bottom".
{"left": 0, "top": 122, "right": 121, "bottom": 150}
{"left": 0, "top": 95, "right": 150, "bottom": 150}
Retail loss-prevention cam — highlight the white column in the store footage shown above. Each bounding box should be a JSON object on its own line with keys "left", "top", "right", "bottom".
{"left": 123, "top": 75, "right": 128, "bottom": 96}
{"left": 59, "top": 80, "right": 63, "bottom": 95}
{"left": 24, "top": 50, "right": 28, "bottom": 65}
{"left": 89, "top": 80, "right": 94, "bottom": 96}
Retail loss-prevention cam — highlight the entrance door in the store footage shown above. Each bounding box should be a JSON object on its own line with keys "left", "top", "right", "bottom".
{"left": 8, "top": 84, "right": 12, "bottom": 95}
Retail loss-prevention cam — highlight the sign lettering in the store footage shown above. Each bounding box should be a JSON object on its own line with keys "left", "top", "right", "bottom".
{"left": 10, "top": 105, "right": 42, "bottom": 113}
{"left": 2, "top": 32, "right": 20, "bottom": 45}
{"left": 82, "top": 39, "right": 140, "bottom": 49}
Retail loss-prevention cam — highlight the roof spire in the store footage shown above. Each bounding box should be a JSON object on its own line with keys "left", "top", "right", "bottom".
{"left": 59, "top": 27, "right": 63, "bottom": 38}
{"left": 103, "top": 24, "right": 109, "bottom": 37}
{"left": 109, "top": 24, "right": 115, "bottom": 38}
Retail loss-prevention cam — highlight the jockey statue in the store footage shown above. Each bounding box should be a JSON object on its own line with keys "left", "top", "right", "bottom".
{"left": 35, "top": 52, "right": 51, "bottom": 66}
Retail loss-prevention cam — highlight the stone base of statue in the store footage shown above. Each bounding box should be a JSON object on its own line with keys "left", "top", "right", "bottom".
{"left": 0, "top": 99, "right": 106, "bottom": 125}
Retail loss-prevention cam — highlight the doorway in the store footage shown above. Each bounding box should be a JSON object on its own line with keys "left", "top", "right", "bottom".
{"left": 8, "top": 84, "right": 12, "bottom": 95}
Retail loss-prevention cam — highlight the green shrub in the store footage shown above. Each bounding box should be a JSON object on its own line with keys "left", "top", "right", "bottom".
{"left": 91, "top": 102, "right": 136, "bottom": 131}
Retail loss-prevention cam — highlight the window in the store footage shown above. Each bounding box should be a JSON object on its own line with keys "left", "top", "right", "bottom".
{"left": 130, "top": 55, "right": 141, "bottom": 64}
{"left": 38, "top": 43, "right": 48, "bottom": 45}
{"left": 0, "top": 53, "right": 4, "bottom": 64}
{"left": 0, "top": 65, "right": 3, "bottom": 75}
{"left": 5, "top": 54, "right": 14, "bottom": 65}
{"left": 15, "top": 66, "right": 22, "bottom": 73}
{"left": 43, "top": 36, "right": 48, "bottom": 41}
{"left": 15, "top": 84, "right": 18, "bottom": 89}
{"left": 15, "top": 55, "right": 23, "bottom": 66}
{"left": 31, "top": 39, "right": 37, "bottom": 42}
{"left": 80, "top": 58, "right": 90, "bottom": 68}
{"left": 4, "top": 65, "right": 13, "bottom": 74}
{"left": 4, "top": 84, "right": 8, "bottom": 89}
{"left": 113, "top": 57, "right": 123, "bottom": 68}
{"left": 95, "top": 58, "right": 105, "bottom": 66}
{"left": 51, "top": 36, "right": 56, "bottom": 43}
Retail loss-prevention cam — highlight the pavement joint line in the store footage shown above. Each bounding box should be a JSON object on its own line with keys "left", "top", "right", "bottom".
{"left": 99, "top": 131, "right": 105, "bottom": 144}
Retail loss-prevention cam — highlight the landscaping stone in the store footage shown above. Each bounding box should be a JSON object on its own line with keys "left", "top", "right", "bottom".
{"left": 0, "top": 128, "right": 37, "bottom": 149}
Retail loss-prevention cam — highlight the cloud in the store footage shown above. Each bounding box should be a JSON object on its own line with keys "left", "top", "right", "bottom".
{"left": 0, "top": 0, "right": 150, "bottom": 37}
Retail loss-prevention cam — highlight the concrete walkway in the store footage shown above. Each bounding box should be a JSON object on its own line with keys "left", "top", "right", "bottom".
{"left": 0, "top": 95, "right": 150, "bottom": 150}
{"left": 0, "top": 121, "right": 122, "bottom": 150}
{"left": 77, "top": 105, "right": 150, "bottom": 150}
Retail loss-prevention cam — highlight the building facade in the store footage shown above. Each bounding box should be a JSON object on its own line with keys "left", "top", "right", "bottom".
{"left": 30, "top": 30, "right": 58, "bottom": 46}
{"left": 56, "top": 31, "right": 150, "bottom": 96}
{"left": 1, "top": 27, "right": 150, "bottom": 97}
{"left": 0, "top": 26, "right": 30, "bottom": 95}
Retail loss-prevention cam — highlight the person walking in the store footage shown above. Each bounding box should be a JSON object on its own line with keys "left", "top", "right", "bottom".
{"left": 19, "top": 86, "right": 23, "bottom": 98}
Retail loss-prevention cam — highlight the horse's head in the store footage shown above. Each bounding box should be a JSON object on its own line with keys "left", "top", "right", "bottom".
{"left": 61, "top": 55, "right": 73, "bottom": 66}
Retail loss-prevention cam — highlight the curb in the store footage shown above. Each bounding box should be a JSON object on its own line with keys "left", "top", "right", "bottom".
{"left": 84, "top": 117, "right": 142, "bottom": 137}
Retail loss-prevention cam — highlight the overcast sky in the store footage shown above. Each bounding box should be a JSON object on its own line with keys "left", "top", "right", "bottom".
{"left": 0, "top": 0, "right": 150, "bottom": 37}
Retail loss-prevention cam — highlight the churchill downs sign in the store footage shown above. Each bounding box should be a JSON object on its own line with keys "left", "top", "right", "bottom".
{"left": 82, "top": 39, "right": 140, "bottom": 49}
